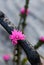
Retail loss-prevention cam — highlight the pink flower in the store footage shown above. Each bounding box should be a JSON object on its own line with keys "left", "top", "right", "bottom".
{"left": 3, "top": 54, "right": 10, "bottom": 61}
{"left": 9, "top": 30, "right": 25, "bottom": 45}
{"left": 20, "top": 8, "right": 29, "bottom": 15}
{"left": 39, "top": 36, "right": 44, "bottom": 42}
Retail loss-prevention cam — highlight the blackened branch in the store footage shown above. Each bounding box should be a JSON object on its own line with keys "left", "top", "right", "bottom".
{"left": 0, "top": 12, "right": 41, "bottom": 65}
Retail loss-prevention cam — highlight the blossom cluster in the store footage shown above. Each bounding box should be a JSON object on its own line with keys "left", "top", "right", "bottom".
{"left": 3, "top": 54, "right": 10, "bottom": 61}
{"left": 9, "top": 30, "right": 25, "bottom": 45}
{"left": 39, "top": 36, "right": 44, "bottom": 42}
{"left": 20, "top": 8, "right": 29, "bottom": 15}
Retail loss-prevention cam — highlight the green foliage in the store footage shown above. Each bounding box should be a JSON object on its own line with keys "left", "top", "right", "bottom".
{"left": 21, "top": 58, "right": 28, "bottom": 65}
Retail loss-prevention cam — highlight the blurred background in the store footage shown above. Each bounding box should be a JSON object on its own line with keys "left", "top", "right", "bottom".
{"left": 0, "top": 0, "right": 44, "bottom": 65}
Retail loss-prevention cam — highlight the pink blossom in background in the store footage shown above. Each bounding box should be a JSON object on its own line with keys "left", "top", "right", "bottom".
{"left": 39, "top": 36, "right": 44, "bottom": 42}
{"left": 3, "top": 54, "right": 10, "bottom": 61}
{"left": 9, "top": 30, "right": 25, "bottom": 45}
{"left": 20, "top": 8, "right": 29, "bottom": 15}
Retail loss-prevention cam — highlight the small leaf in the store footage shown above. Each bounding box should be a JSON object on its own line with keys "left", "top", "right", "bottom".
{"left": 21, "top": 58, "right": 28, "bottom": 65}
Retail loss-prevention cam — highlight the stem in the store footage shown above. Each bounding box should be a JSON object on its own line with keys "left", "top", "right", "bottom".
{"left": 25, "top": 0, "right": 29, "bottom": 9}
{"left": 34, "top": 41, "right": 44, "bottom": 49}
{"left": 22, "top": 16, "right": 26, "bottom": 33}
{"left": 16, "top": 0, "right": 29, "bottom": 65}
{"left": 17, "top": 17, "right": 22, "bottom": 65}
{"left": 17, "top": 17, "right": 22, "bottom": 30}
{"left": 17, "top": 44, "right": 21, "bottom": 65}
{"left": 12, "top": 46, "right": 16, "bottom": 65}
{"left": 21, "top": 0, "right": 29, "bottom": 32}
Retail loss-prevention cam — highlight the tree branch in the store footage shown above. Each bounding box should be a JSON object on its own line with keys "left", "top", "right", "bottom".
{"left": 0, "top": 12, "right": 41, "bottom": 65}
